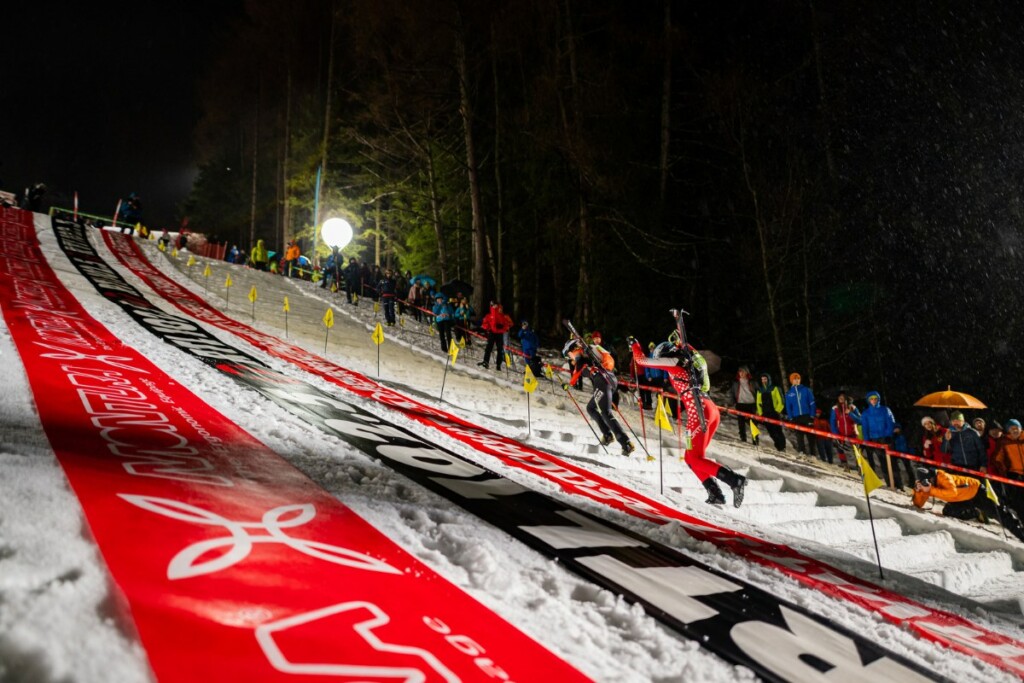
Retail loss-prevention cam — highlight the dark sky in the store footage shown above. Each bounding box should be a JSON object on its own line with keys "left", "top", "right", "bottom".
{"left": 1, "top": 3, "right": 243, "bottom": 227}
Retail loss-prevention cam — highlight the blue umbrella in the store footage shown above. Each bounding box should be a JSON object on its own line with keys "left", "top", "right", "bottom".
{"left": 411, "top": 274, "right": 437, "bottom": 287}
{"left": 297, "top": 255, "right": 311, "bottom": 267}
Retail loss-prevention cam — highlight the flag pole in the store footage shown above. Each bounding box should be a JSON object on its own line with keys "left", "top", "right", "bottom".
{"left": 527, "top": 391, "right": 531, "bottom": 438}
{"left": 854, "top": 445, "right": 885, "bottom": 579}
{"left": 439, "top": 355, "right": 452, "bottom": 402}
{"left": 864, "top": 492, "right": 884, "bottom": 580}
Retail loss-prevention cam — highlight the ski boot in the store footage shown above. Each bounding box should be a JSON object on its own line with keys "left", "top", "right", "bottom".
{"left": 477, "top": 361, "right": 489, "bottom": 369}
{"left": 716, "top": 468, "right": 748, "bottom": 508}
{"left": 703, "top": 479, "right": 726, "bottom": 505}
{"left": 621, "top": 441, "right": 636, "bottom": 456}
{"left": 599, "top": 433, "right": 615, "bottom": 447}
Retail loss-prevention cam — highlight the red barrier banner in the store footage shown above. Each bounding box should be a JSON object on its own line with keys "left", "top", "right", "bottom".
{"left": 0, "top": 208, "right": 588, "bottom": 683}
{"left": 105, "top": 228, "right": 1024, "bottom": 678}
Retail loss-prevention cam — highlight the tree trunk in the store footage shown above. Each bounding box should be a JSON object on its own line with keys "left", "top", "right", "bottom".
{"left": 561, "top": 0, "right": 591, "bottom": 324}
{"left": 491, "top": 20, "right": 505, "bottom": 304}
{"left": 739, "top": 135, "right": 788, "bottom": 386}
{"left": 249, "top": 69, "right": 259, "bottom": 250}
{"left": 426, "top": 145, "right": 448, "bottom": 280}
{"left": 456, "top": 20, "right": 487, "bottom": 314}
{"left": 658, "top": 0, "right": 672, "bottom": 213}
{"left": 315, "top": 1, "right": 337, "bottom": 268}
{"left": 282, "top": 59, "right": 292, "bottom": 244}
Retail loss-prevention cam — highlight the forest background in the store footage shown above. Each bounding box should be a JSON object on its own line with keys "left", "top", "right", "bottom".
{"left": 182, "top": 0, "right": 1024, "bottom": 419}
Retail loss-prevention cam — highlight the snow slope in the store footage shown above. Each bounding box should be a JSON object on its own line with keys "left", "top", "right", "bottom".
{"left": 1, "top": 212, "right": 1022, "bottom": 682}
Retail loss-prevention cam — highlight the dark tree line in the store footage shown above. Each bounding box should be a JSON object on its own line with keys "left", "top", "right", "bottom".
{"left": 184, "top": 0, "right": 1024, "bottom": 417}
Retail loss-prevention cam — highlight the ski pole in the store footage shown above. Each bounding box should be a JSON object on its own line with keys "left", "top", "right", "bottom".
{"left": 613, "top": 402, "right": 653, "bottom": 461}
{"left": 561, "top": 383, "right": 609, "bottom": 454}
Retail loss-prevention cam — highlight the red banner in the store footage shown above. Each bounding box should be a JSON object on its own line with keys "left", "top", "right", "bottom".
{"left": 0, "top": 208, "right": 588, "bottom": 683}
{"left": 104, "top": 227, "right": 1024, "bottom": 678}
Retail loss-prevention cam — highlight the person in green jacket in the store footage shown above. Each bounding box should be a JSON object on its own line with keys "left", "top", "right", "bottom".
{"left": 249, "top": 239, "right": 269, "bottom": 271}
{"left": 755, "top": 372, "right": 787, "bottom": 451}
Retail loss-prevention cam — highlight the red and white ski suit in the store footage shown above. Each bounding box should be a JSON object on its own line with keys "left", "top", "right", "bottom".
{"left": 630, "top": 341, "right": 721, "bottom": 482}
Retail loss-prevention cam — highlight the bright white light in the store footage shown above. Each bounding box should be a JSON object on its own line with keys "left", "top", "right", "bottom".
{"left": 321, "top": 218, "right": 353, "bottom": 249}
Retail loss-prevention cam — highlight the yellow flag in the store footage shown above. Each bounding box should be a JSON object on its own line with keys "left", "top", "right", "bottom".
{"left": 985, "top": 479, "right": 1000, "bottom": 506}
{"left": 186, "top": 254, "right": 195, "bottom": 266}
{"left": 248, "top": 285, "right": 257, "bottom": 303}
{"left": 750, "top": 420, "right": 760, "bottom": 440}
{"left": 853, "top": 445, "right": 884, "bottom": 496}
{"left": 373, "top": 301, "right": 380, "bottom": 313}
{"left": 372, "top": 322, "right": 385, "bottom": 345}
{"left": 203, "top": 263, "right": 211, "bottom": 277}
{"left": 458, "top": 336, "right": 466, "bottom": 349}
{"left": 543, "top": 365, "right": 553, "bottom": 379}
{"left": 283, "top": 296, "right": 290, "bottom": 312}
{"left": 158, "top": 241, "right": 166, "bottom": 252}
{"left": 353, "top": 293, "right": 359, "bottom": 304}
{"left": 448, "top": 339, "right": 459, "bottom": 364}
{"left": 225, "top": 274, "right": 233, "bottom": 288}
{"left": 654, "top": 395, "right": 674, "bottom": 433}
{"left": 504, "top": 351, "right": 512, "bottom": 368}
{"left": 323, "top": 308, "right": 334, "bottom": 329}
{"left": 172, "top": 248, "right": 179, "bottom": 258}
{"left": 524, "top": 366, "right": 538, "bottom": 393}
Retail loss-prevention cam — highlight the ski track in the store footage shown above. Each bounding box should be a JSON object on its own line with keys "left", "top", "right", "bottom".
{"left": 1, "top": 213, "right": 1021, "bottom": 682}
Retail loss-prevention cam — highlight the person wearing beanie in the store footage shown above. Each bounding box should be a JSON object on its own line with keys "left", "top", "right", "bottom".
{"left": 912, "top": 469, "right": 1024, "bottom": 542}
{"left": 942, "top": 411, "right": 987, "bottom": 473}
{"left": 992, "top": 419, "right": 1024, "bottom": 520}
{"left": 920, "top": 416, "right": 949, "bottom": 466}
{"left": 784, "top": 372, "right": 816, "bottom": 457}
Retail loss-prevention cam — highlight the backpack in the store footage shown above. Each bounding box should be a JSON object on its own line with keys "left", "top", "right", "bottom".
{"left": 594, "top": 345, "right": 615, "bottom": 371}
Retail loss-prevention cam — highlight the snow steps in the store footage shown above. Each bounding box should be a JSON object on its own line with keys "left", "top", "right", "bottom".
{"left": 772, "top": 516, "right": 902, "bottom": 544}
{"left": 734, "top": 502, "right": 859, "bottom": 525}
{"left": 904, "top": 551, "right": 1014, "bottom": 593}
{"left": 844, "top": 530, "right": 956, "bottom": 568}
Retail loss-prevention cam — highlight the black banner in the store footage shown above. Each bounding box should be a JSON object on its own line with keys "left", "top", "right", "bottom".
{"left": 53, "top": 216, "right": 940, "bottom": 682}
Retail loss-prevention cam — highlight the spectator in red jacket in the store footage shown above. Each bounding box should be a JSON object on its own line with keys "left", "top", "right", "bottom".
{"left": 829, "top": 392, "right": 861, "bottom": 468}
{"left": 478, "top": 303, "right": 513, "bottom": 370}
{"left": 920, "top": 416, "right": 948, "bottom": 466}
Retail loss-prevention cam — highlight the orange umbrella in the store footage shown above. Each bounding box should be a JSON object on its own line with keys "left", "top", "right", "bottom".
{"left": 913, "top": 386, "right": 987, "bottom": 409}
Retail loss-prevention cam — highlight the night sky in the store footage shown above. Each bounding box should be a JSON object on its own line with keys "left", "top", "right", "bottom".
{"left": 1, "top": 3, "right": 243, "bottom": 227}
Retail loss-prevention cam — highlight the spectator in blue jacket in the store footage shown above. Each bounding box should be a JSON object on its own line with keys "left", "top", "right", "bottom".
{"left": 784, "top": 373, "right": 817, "bottom": 456}
{"left": 432, "top": 294, "right": 454, "bottom": 354}
{"left": 518, "top": 320, "right": 542, "bottom": 377}
{"left": 861, "top": 390, "right": 900, "bottom": 488}
{"left": 942, "top": 411, "right": 988, "bottom": 473}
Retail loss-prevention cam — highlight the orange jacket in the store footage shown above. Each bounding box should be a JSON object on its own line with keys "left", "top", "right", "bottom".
{"left": 912, "top": 470, "right": 980, "bottom": 508}
{"left": 285, "top": 243, "right": 300, "bottom": 261}
{"left": 992, "top": 434, "right": 1024, "bottom": 477}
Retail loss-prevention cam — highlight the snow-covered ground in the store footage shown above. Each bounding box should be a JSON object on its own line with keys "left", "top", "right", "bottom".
{"left": 1, "top": 212, "right": 1023, "bottom": 682}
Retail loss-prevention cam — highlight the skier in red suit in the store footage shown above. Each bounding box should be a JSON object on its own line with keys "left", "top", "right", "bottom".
{"left": 630, "top": 338, "right": 747, "bottom": 507}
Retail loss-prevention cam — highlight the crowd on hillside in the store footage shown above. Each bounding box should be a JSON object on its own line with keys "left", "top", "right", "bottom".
{"left": 155, "top": 232, "right": 1023, "bottom": 534}
{"left": 725, "top": 367, "right": 1024, "bottom": 537}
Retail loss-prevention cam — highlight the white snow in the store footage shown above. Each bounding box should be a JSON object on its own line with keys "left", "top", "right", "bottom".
{"left": 1, "top": 212, "right": 1023, "bottom": 682}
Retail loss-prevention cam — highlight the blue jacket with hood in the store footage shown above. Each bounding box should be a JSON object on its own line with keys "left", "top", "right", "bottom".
{"left": 860, "top": 391, "right": 895, "bottom": 441}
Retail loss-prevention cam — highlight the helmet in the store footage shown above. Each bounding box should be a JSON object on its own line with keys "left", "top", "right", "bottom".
{"left": 652, "top": 341, "right": 676, "bottom": 359}
{"left": 562, "top": 339, "right": 582, "bottom": 357}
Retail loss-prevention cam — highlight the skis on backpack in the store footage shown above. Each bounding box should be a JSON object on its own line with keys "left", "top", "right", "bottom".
{"left": 668, "top": 307, "right": 708, "bottom": 433}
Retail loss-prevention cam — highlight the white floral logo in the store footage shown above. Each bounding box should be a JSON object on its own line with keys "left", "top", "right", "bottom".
{"left": 119, "top": 495, "right": 402, "bottom": 580}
